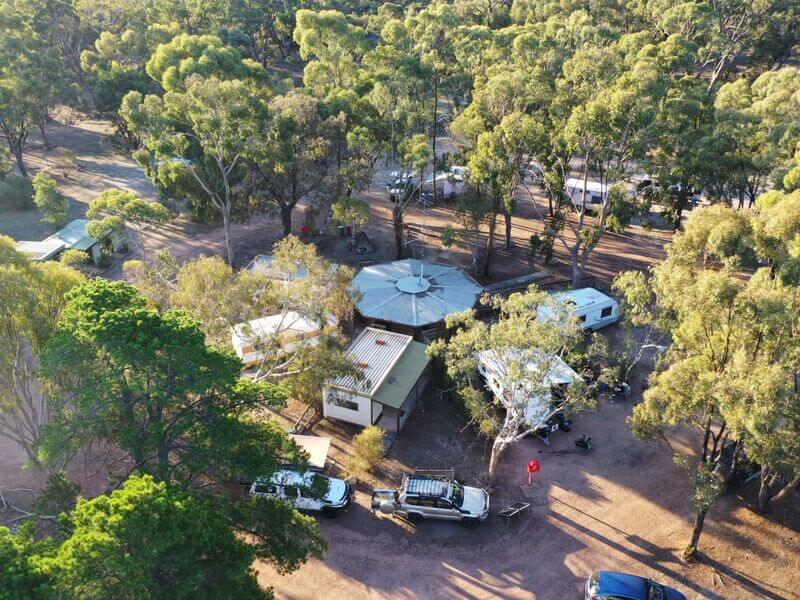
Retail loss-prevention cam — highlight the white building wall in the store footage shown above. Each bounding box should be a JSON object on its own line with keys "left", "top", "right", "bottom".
{"left": 322, "top": 387, "right": 372, "bottom": 427}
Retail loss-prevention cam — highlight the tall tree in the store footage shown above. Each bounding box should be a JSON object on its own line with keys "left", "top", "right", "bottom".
{"left": 430, "top": 287, "right": 589, "bottom": 481}
{"left": 122, "top": 76, "right": 270, "bottom": 264}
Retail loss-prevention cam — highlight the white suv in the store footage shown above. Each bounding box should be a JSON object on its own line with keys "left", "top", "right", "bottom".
{"left": 250, "top": 469, "right": 351, "bottom": 517}
{"left": 371, "top": 472, "right": 490, "bottom": 525}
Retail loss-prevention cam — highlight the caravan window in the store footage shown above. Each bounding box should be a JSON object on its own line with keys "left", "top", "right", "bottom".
{"left": 579, "top": 314, "right": 587, "bottom": 323}
{"left": 601, "top": 306, "right": 613, "bottom": 318}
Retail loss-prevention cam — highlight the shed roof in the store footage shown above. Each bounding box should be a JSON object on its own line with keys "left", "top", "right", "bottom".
{"left": 45, "top": 219, "right": 97, "bottom": 251}
{"left": 372, "top": 340, "right": 429, "bottom": 409}
{"left": 15, "top": 239, "right": 65, "bottom": 262}
{"left": 231, "top": 311, "right": 327, "bottom": 351}
{"left": 328, "top": 327, "right": 413, "bottom": 397}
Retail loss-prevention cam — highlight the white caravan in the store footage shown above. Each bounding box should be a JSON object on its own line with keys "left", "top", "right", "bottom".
{"left": 542, "top": 288, "right": 619, "bottom": 332}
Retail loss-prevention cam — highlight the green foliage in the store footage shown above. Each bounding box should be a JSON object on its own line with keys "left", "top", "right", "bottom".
{"left": 87, "top": 188, "right": 170, "bottom": 258}
{"left": 31, "top": 473, "right": 80, "bottom": 517}
{"left": 332, "top": 196, "right": 369, "bottom": 229}
{"left": 0, "top": 174, "right": 34, "bottom": 210}
{"left": 32, "top": 173, "right": 69, "bottom": 231}
{"left": 0, "top": 526, "right": 51, "bottom": 600}
{"left": 346, "top": 425, "right": 385, "bottom": 479}
{"left": 47, "top": 474, "right": 273, "bottom": 599}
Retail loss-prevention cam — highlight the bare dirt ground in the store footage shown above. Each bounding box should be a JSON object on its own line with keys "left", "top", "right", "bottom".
{"left": 258, "top": 344, "right": 800, "bottom": 600}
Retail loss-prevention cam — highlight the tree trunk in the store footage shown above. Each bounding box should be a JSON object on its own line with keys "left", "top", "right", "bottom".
{"left": 280, "top": 202, "right": 293, "bottom": 236}
{"left": 570, "top": 247, "right": 582, "bottom": 288}
{"left": 393, "top": 204, "right": 404, "bottom": 260}
{"left": 684, "top": 508, "right": 708, "bottom": 559}
{"left": 757, "top": 465, "right": 771, "bottom": 513}
{"left": 482, "top": 209, "right": 498, "bottom": 278}
{"left": 487, "top": 436, "right": 506, "bottom": 482}
{"left": 11, "top": 144, "right": 27, "bottom": 177}
{"left": 38, "top": 122, "right": 52, "bottom": 151}
{"left": 222, "top": 209, "right": 234, "bottom": 265}
{"left": 503, "top": 208, "right": 512, "bottom": 250}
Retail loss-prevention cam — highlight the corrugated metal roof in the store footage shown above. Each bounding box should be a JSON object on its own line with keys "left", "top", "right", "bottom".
{"left": 328, "top": 328, "right": 413, "bottom": 397}
{"left": 45, "top": 219, "right": 97, "bottom": 251}
{"left": 353, "top": 259, "right": 482, "bottom": 328}
{"left": 372, "top": 341, "right": 429, "bottom": 409}
{"left": 15, "top": 239, "right": 64, "bottom": 261}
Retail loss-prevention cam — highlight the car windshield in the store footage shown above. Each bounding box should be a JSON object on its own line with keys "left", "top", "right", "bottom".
{"left": 451, "top": 482, "right": 465, "bottom": 507}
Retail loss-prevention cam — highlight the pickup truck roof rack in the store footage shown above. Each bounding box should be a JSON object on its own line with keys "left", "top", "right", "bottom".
{"left": 412, "top": 468, "right": 455, "bottom": 479}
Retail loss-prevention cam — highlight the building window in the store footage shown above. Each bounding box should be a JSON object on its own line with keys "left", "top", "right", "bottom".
{"left": 333, "top": 395, "right": 359, "bottom": 411}
{"left": 601, "top": 306, "right": 613, "bottom": 318}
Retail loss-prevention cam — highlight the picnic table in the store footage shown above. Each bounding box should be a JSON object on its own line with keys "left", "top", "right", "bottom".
{"left": 497, "top": 501, "right": 530, "bottom": 525}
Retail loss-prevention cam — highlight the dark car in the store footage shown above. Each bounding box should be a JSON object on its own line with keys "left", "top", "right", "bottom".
{"left": 585, "top": 571, "right": 687, "bottom": 600}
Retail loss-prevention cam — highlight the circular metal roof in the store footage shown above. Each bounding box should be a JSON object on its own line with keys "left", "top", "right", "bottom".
{"left": 353, "top": 259, "right": 483, "bottom": 328}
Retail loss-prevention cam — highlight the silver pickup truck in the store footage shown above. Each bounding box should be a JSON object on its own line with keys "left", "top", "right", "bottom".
{"left": 371, "top": 470, "right": 490, "bottom": 526}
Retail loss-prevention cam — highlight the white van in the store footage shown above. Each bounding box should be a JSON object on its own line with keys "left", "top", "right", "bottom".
{"left": 542, "top": 287, "right": 619, "bottom": 332}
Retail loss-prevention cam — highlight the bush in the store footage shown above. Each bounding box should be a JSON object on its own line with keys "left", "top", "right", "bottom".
{"left": 345, "top": 426, "right": 385, "bottom": 479}
{"left": 60, "top": 249, "right": 89, "bottom": 269}
{"left": 33, "top": 172, "right": 69, "bottom": 230}
{"left": 0, "top": 175, "right": 34, "bottom": 210}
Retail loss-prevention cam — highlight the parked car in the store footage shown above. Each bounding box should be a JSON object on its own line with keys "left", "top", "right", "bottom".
{"left": 585, "top": 571, "right": 686, "bottom": 600}
{"left": 371, "top": 470, "right": 490, "bottom": 525}
{"left": 250, "top": 469, "right": 351, "bottom": 517}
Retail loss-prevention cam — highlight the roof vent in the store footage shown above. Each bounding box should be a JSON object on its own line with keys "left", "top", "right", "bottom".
{"left": 357, "top": 362, "right": 369, "bottom": 369}
{"left": 375, "top": 339, "right": 386, "bottom": 346}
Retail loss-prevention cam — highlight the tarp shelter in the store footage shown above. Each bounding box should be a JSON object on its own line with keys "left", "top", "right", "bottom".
{"left": 15, "top": 239, "right": 65, "bottom": 262}
{"left": 288, "top": 434, "right": 331, "bottom": 471}
{"left": 352, "top": 259, "right": 482, "bottom": 329}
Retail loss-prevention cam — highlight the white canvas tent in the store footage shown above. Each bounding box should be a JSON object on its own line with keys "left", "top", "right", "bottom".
{"left": 477, "top": 349, "right": 579, "bottom": 428}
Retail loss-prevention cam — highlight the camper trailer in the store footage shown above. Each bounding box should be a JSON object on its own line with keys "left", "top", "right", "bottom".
{"left": 544, "top": 288, "right": 619, "bottom": 332}
{"left": 476, "top": 349, "right": 579, "bottom": 431}
{"left": 565, "top": 177, "right": 608, "bottom": 208}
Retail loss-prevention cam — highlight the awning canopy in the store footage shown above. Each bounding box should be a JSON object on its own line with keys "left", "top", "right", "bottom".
{"left": 288, "top": 434, "right": 331, "bottom": 471}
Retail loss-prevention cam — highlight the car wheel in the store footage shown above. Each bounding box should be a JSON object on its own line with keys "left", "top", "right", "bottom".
{"left": 461, "top": 517, "right": 479, "bottom": 528}
{"left": 321, "top": 507, "right": 338, "bottom": 519}
{"left": 406, "top": 512, "right": 422, "bottom": 524}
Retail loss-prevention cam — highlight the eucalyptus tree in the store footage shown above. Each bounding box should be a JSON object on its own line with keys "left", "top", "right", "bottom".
{"left": 0, "top": 5, "right": 64, "bottom": 176}
{"left": 121, "top": 41, "right": 271, "bottom": 263}
{"left": 430, "top": 287, "right": 589, "bottom": 481}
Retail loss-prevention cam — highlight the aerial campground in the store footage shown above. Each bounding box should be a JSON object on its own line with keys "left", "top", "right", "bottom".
{"left": 2, "top": 0, "right": 800, "bottom": 598}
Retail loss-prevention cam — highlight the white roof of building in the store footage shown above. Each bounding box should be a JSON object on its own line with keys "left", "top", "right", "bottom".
{"left": 327, "top": 327, "right": 413, "bottom": 396}
{"left": 353, "top": 259, "right": 482, "bottom": 328}
{"left": 15, "top": 239, "right": 65, "bottom": 261}
{"left": 550, "top": 287, "right": 615, "bottom": 310}
{"left": 565, "top": 178, "right": 607, "bottom": 194}
{"left": 45, "top": 219, "right": 98, "bottom": 251}
{"left": 231, "top": 311, "right": 326, "bottom": 350}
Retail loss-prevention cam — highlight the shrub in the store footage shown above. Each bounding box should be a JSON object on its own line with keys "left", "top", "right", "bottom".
{"left": 33, "top": 172, "right": 69, "bottom": 230}
{"left": 60, "top": 249, "right": 89, "bottom": 269}
{"left": 345, "top": 425, "right": 385, "bottom": 479}
{"left": 0, "top": 175, "right": 35, "bottom": 210}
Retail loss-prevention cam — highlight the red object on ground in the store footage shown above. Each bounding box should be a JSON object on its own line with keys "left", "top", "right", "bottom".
{"left": 527, "top": 459, "right": 541, "bottom": 474}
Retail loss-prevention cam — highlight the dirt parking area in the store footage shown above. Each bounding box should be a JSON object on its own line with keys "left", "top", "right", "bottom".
{"left": 258, "top": 347, "right": 800, "bottom": 600}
